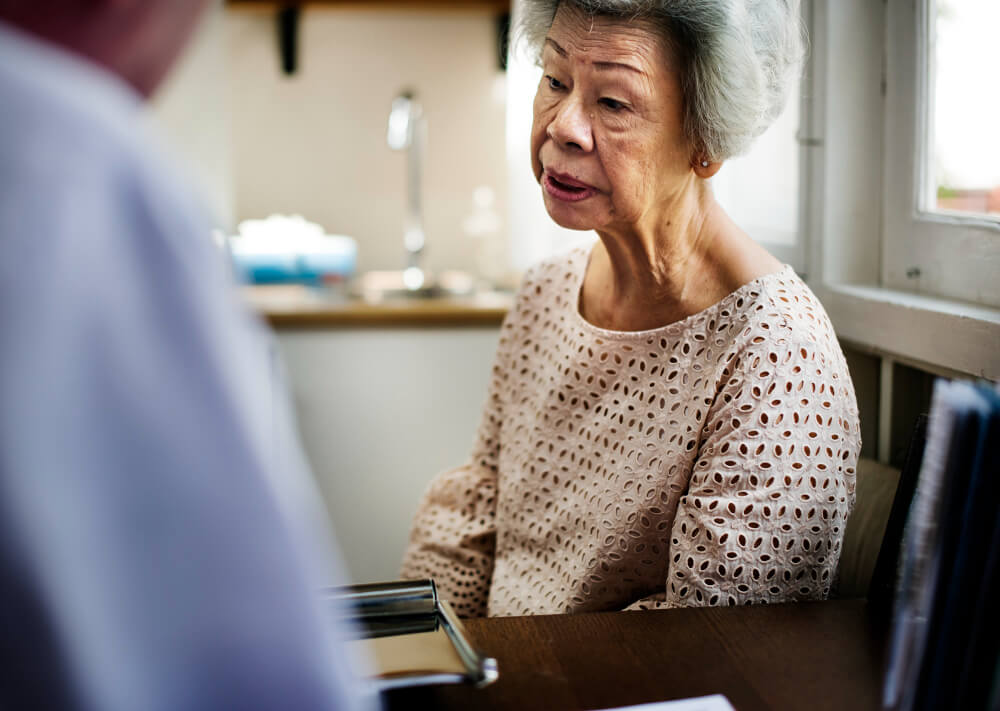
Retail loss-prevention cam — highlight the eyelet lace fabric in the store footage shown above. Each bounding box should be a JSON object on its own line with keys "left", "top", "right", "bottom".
{"left": 401, "top": 246, "right": 861, "bottom": 617}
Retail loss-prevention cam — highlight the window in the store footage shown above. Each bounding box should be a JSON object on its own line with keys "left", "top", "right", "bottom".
{"left": 926, "top": 0, "right": 1000, "bottom": 219}
{"left": 883, "top": 0, "right": 1000, "bottom": 308}
{"left": 797, "top": 0, "right": 998, "bottom": 385}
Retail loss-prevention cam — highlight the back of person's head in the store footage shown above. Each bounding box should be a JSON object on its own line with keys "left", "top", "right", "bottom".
{"left": 0, "top": 0, "right": 211, "bottom": 97}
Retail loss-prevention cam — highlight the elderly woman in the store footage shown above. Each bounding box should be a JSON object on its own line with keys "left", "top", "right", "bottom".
{"left": 402, "top": 0, "right": 860, "bottom": 617}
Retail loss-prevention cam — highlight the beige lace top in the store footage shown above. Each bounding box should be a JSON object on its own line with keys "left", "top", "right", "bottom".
{"left": 401, "top": 246, "right": 861, "bottom": 617}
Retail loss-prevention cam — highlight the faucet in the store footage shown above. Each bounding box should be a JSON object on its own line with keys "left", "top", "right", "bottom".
{"left": 387, "top": 90, "right": 427, "bottom": 291}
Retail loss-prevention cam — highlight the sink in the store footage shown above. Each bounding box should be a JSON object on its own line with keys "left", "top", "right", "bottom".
{"left": 350, "top": 268, "right": 477, "bottom": 302}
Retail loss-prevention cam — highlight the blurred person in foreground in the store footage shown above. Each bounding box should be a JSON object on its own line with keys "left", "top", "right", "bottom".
{"left": 0, "top": 2, "right": 372, "bottom": 709}
{"left": 402, "top": 0, "right": 861, "bottom": 617}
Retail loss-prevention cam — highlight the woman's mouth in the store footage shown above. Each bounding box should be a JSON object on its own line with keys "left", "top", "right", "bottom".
{"left": 544, "top": 171, "right": 598, "bottom": 202}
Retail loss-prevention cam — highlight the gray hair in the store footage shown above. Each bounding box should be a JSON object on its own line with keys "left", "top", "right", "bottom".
{"left": 517, "top": 0, "right": 805, "bottom": 161}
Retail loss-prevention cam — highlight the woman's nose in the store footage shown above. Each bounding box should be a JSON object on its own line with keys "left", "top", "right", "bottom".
{"left": 547, "top": 98, "right": 593, "bottom": 152}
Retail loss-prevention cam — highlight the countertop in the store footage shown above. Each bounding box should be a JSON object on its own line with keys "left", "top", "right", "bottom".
{"left": 243, "top": 284, "right": 514, "bottom": 328}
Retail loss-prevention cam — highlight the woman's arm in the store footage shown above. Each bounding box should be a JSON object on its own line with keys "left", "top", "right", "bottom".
{"left": 400, "top": 459, "right": 498, "bottom": 618}
{"left": 626, "top": 339, "right": 861, "bottom": 610}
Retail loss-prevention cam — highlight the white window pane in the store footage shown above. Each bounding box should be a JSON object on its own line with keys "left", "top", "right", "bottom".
{"left": 712, "top": 82, "right": 801, "bottom": 248}
{"left": 929, "top": 0, "right": 1000, "bottom": 218}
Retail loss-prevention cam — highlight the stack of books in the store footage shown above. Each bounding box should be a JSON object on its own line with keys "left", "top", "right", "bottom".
{"left": 883, "top": 380, "right": 1000, "bottom": 711}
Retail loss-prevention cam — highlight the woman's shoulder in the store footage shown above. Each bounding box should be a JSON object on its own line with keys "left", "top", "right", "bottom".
{"left": 492, "top": 244, "right": 596, "bottom": 378}
{"left": 729, "top": 271, "right": 857, "bottom": 409}
{"left": 720, "top": 268, "right": 862, "bottom": 450}
{"left": 714, "top": 267, "right": 852, "bottom": 387}
{"left": 520, "top": 244, "right": 591, "bottom": 289}
{"left": 731, "top": 267, "right": 835, "bottom": 342}
{"left": 505, "top": 244, "right": 591, "bottom": 316}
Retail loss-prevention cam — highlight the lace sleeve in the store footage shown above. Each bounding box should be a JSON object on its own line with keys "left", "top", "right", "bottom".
{"left": 625, "top": 339, "right": 860, "bottom": 610}
{"left": 399, "top": 460, "right": 498, "bottom": 618}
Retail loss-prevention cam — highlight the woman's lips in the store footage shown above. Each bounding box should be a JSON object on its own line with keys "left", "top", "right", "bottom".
{"left": 543, "top": 171, "right": 598, "bottom": 203}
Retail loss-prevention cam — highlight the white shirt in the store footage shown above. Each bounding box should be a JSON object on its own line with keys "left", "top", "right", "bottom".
{"left": 0, "top": 21, "right": 372, "bottom": 711}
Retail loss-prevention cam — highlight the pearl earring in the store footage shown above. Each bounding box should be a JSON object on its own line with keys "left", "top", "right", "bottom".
{"left": 701, "top": 160, "right": 709, "bottom": 167}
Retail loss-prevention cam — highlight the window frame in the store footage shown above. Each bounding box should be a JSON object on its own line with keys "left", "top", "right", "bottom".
{"left": 802, "top": 0, "right": 999, "bottom": 383}
{"left": 882, "top": 0, "right": 1000, "bottom": 306}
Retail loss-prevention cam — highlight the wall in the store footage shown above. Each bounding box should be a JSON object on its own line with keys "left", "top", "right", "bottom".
{"left": 227, "top": 7, "right": 509, "bottom": 278}
{"left": 151, "top": 4, "right": 233, "bottom": 230}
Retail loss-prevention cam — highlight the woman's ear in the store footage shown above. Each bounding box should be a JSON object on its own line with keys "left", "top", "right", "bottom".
{"left": 692, "top": 157, "right": 723, "bottom": 179}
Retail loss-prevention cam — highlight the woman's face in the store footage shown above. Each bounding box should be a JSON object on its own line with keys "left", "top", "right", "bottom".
{"left": 531, "top": 6, "right": 695, "bottom": 233}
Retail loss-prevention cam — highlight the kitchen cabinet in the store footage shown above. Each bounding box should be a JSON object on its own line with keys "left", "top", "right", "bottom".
{"left": 251, "top": 285, "right": 510, "bottom": 584}
{"left": 275, "top": 325, "right": 500, "bottom": 583}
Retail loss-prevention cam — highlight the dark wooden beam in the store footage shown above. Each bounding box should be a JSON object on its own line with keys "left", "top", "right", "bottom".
{"left": 229, "top": 0, "right": 511, "bottom": 11}
{"left": 277, "top": 5, "right": 300, "bottom": 75}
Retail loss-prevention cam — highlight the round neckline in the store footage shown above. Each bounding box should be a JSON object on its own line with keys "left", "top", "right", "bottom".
{"left": 567, "top": 244, "right": 793, "bottom": 339}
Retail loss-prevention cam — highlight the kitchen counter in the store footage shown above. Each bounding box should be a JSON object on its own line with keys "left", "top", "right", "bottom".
{"left": 243, "top": 284, "right": 513, "bottom": 328}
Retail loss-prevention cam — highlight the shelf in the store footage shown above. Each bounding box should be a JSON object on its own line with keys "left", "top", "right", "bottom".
{"left": 227, "top": 0, "right": 510, "bottom": 11}
{"left": 243, "top": 284, "right": 513, "bottom": 328}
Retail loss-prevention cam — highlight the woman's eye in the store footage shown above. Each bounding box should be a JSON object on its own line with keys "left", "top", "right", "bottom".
{"left": 546, "top": 75, "right": 565, "bottom": 90}
{"left": 600, "top": 97, "right": 626, "bottom": 111}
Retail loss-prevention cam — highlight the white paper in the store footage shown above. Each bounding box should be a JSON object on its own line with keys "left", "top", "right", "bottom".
{"left": 589, "top": 694, "right": 736, "bottom": 711}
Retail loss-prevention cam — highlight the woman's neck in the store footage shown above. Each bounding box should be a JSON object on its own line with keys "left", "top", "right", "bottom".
{"left": 579, "top": 187, "right": 782, "bottom": 332}
{"left": 581, "top": 184, "right": 720, "bottom": 330}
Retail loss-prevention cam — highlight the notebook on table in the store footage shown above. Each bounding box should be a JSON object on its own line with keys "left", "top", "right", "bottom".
{"left": 327, "top": 579, "right": 498, "bottom": 691}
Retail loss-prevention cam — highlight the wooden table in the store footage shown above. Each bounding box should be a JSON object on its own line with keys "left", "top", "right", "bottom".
{"left": 384, "top": 599, "right": 886, "bottom": 711}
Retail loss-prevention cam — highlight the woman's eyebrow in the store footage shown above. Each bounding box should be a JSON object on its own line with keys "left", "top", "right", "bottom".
{"left": 544, "top": 38, "right": 569, "bottom": 57}
{"left": 593, "top": 60, "right": 647, "bottom": 77}
{"left": 544, "top": 38, "right": 647, "bottom": 77}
